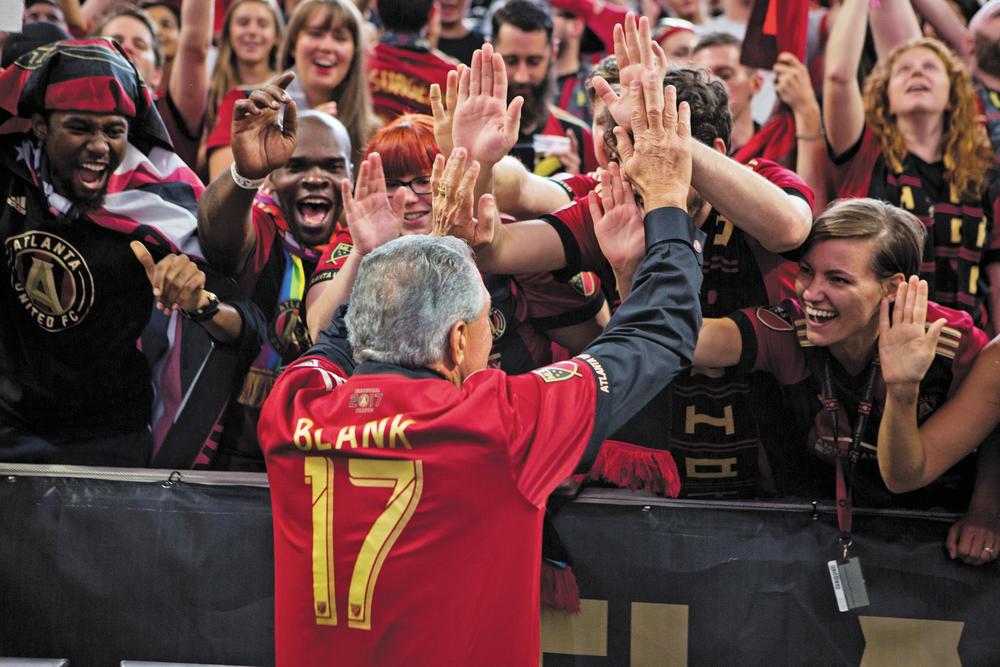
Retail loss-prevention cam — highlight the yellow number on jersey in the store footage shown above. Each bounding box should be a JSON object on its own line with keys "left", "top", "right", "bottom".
{"left": 303, "top": 457, "right": 424, "bottom": 629}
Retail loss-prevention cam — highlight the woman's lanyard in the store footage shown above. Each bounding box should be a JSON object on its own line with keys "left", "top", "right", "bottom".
{"left": 819, "top": 351, "right": 880, "bottom": 562}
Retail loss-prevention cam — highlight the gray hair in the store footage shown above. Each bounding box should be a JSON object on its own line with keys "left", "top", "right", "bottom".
{"left": 346, "top": 235, "right": 486, "bottom": 367}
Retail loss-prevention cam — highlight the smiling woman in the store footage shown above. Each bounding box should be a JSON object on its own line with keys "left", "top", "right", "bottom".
{"left": 690, "top": 198, "right": 993, "bottom": 516}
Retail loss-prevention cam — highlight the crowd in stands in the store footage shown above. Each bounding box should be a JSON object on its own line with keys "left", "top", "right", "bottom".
{"left": 2, "top": 0, "right": 1000, "bottom": 625}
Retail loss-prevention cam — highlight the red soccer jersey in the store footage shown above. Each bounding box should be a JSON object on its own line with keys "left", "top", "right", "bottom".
{"left": 367, "top": 40, "right": 455, "bottom": 122}
{"left": 259, "top": 356, "right": 600, "bottom": 665}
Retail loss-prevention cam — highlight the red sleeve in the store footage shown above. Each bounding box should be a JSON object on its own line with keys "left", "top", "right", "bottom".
{"left": 309, "top": 227, "right": 355, "bottom": 286}
{"left": 515, "top": 270, "right": 605, "bottom": 330}
{"left": 930, "top": 303, "right": 990, "bottom": 395}
{"left": 549, "top": 172, "right": 599, "bottom": 200}
{"left": 745, "top": 157, "right": 815, "bottom": 210}
{"left": 468, "top": 361, "right": 598, "bottom": 505}
{"left": 830, "top": 125, "right": 882, "bottom": 199}
{"left": 729, "top": 303, "right": 811, "bottom": 385}
{"left": 204, "top": 88, "right": 248, "bottom": 153}
{"left": 586, "top": 2, "right": 627, "bottom": 47}
{"left": 540, "top": 198, "right": 608, "bottom": 278}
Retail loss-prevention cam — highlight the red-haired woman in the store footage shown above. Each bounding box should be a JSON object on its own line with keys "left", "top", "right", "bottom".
{"left": 305, "top": 114, "right": 609, "bottom": 373}
{"left": 824, "top": 0, "right": 1000, "bottom": 331}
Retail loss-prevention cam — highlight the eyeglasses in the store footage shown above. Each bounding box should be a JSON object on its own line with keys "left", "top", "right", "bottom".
{"left": 386, "top": 175, "right": 433, "bottom": 196}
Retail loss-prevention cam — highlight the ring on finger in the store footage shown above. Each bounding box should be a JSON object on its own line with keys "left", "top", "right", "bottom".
{"left": 984, "top": 546, "right": 996, "bottom": 556}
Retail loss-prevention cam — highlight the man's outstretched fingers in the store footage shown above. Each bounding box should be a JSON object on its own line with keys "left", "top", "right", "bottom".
{"left": 131, "top": 241, "right": 158, "bottom": 293}
{"left": 272, "top": 70, "right": 295, "bottom": 90}
{"left": 470, "top": 48, "right": 482, "bottom": 97}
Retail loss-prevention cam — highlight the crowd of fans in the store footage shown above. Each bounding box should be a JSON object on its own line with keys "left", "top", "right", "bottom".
{"left": 2, "top": 0, "right": 1000, "bottom": 619}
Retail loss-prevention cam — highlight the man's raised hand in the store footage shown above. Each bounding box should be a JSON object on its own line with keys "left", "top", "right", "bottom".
{"left": 590, "top": 13, "right": 668, "bottom": 131}
{"left": 231, "top": 70, "right": 298, "bottom": 180}
{"left": 430, "top": 147, "right": 498, "bottom": 248}
{"left": 449, "top": 43, "right": 523, "bottom": 168}
{"left": 614, "top": 79, "right": 692, "bottom": 212}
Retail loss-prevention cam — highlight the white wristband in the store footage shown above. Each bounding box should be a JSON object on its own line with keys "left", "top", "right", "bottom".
{"left": 230, "top": 162, "right": 265, "bottom": 190}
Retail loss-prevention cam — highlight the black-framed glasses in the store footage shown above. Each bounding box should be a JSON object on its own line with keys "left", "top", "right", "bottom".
{"left": 386, "top": 175, "right": 433, "bottom": 196}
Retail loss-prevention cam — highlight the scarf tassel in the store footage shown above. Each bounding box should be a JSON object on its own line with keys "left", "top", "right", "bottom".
{"left": 541, "top": 561, "right": 581, "bottom": 613}
{"left": 237, "top": 368, "right": 276, "bottom": 409}
{"left": 585, "top": 439, "right": 682, "bottom": 498}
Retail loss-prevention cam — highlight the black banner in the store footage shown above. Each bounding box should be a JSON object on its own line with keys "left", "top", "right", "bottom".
{"left": 1, "top": 467, "right": 997, "bottom": 666}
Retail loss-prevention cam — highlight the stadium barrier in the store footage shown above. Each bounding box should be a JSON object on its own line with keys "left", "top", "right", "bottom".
{"left": 1, "top": 465, "right": 997, "bottom": 666}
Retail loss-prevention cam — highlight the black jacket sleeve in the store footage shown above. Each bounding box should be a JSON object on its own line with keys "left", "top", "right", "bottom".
{"left": 301, "top": 302, "right": 356, "bottom": 375}
{"left": 575, "top": 206, "right": 705, "bottom": 467}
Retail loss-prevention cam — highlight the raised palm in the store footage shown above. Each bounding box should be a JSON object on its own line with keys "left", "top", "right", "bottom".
{"left": 592, "top": 13, "right": 667, "bottom": 130}
{"left": 592, "top": 164, "right": 645, "bottom": 271}
{"left": 878, "top": 277, "right": 946, "bottom": 386}
{"left": 449, "top": 43, "right": 523, "bottom": 167}
{"left": 343, "top": 153, "right": 405, "bottom": 256}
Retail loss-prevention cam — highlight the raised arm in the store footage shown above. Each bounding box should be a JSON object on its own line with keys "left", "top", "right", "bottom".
{"left": 197, "top": 73, "right": 297, "bottom": 275}
{"left": 168, "top": 0, "right": 213, "bottom": 135}
{"left": 689, "top": 142, "right": 813, "bottom": 252}
{"left": 823, "top": 0, "right": 869, "bottom": 156}
{"left": 580, "top": 81, "right": 704, "bottom": 442}
{"left": 869, "top": 0, "right": 923, "bottom": 59}
{"left": 774, "top": 52, "right": 832, "bottom": 215}
{"left": 911, "top": 0, "right": 971, "bottom": 57}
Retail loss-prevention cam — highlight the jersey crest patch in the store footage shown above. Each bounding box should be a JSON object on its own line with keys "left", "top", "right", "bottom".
{"left": 532, "top": 360, "right": 584, "bottom": 383}
{"left": 755, "top": 306, "right": 794, "bottom": 332}
{"left": 489, "top": 306, "right": 507, "bottom": 340}
{"left": 570, "top": 272, "right": 599, "bottom": 297}
{"left": 327, "top": 242, "right": 352, "bottom": 263}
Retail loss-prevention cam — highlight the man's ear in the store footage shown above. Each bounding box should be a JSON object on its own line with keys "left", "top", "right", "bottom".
{"left": 447, "top": 319, "right": 468, "bottom": 369}
{"left": 31, "top": 112, "right": 48, "bottom": 142}
{"left": 148, "top": 65, "right": 163, "bottom": 91}
{"left": 750, "top": 70, "right": 764, "bottom": 96}
{"left": 712, "top": 136, "right": 727, "bottom": 155}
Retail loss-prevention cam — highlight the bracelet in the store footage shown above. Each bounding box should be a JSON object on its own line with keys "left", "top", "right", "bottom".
{"left": 796, "top": 130, "right": 826, "bottom": 141}
{"left": 182, "top": 290, "right": 221, "bottom": 323}
{"left": 230, "top": 162, "right": 265, "bottom": 190}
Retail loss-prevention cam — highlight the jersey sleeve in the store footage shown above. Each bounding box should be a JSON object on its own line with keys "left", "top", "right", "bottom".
{"left": 982, "top": 173, "right": 1000, "bottom": 264}
{"left": 549, "top": 172, "right": 599, "bottom": 201}
{"left": 576, "top": 207, "right": 706, "bottom": 451}
{"left": 727, "top": 304, "right": 811, "bottom": 384}
{"left": 241, "top": 202, "right": 277, "bottom": 285}
{"left": 540, "top": 198, "right": 609, "bottom": 280}
{"left": 308, "top": 227, "right": 354, "bottom": 288}
{"left": 477, "top": 358, "right": 601, "bottom": 506}
{"left": 745, "top": 157, "right": 815, "bottom": 210}
{"left": 299, "top": 302, "right": 356, "bottom": 376}
{"left": 515, "top": 270, "right": 606, "bottom": 330}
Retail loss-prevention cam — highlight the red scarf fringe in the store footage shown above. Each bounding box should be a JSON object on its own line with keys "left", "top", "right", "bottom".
{"left": 585, "top": 439, "right": 682, "bottom": 498}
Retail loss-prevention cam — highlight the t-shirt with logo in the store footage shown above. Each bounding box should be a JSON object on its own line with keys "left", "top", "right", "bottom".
{"left": 0, "top": 141, "right": 160, "bottom": 437}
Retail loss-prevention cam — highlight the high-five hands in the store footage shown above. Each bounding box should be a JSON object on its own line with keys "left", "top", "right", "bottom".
{"left": 131, "top": 241, "right": 207, "bottom": 316}
{"left": 341, "top": 153, "right": 408, "bottom": 256}
{"left": 878, "top": 276, "right": 947, "bottom": 386}
{"left": 612, "top": 78, "right": 692, "bottom": 212}
{"left": 429, "top": 147, "right": 499, "bottom": 248}
{"left": 590, "top": 13, "right": 668, "bottom": 131}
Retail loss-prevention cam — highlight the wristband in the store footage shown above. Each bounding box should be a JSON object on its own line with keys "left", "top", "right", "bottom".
{"left": 230, "top": 162, "right": 266, "bottom": 190}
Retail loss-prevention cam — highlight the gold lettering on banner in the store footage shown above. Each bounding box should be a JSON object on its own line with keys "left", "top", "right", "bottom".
{"left": 900, "top": 186, "right": 915, "bottom": 210}
{"left": 630, "top": 602, "right": 688, "bottom": 666}
{"left": 976, "top": 218, "right": 987, "bottom": 248}
{"left": 858, "top": 616, "right": 963, "bottom": 667}
{"left": 684, "top": 405, "right": 735, "bottom": 434}
{"left": 690, "top": 366, "right": 724, "bottom": 379}
{"left": 713, "top": 218, "right": 733, "bottom": 247}
{"left": 685, "top": 457, "right": 739, "bottom": 479}
{"left": 969, "top": 266, "right": 979, "bottom": 296}
{"left": 540, "top": 599, "right": 608, "bottom": 658}
{"left": 950, "top": 217, "right": 963, "bottom": 244}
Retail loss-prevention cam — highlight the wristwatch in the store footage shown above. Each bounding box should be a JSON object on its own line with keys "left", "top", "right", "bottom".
{"left": 182, "top": 290, "right": 220, "bottom": 323}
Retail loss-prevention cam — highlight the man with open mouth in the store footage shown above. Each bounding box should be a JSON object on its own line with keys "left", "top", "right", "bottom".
{"left": 0, "top": 39, "right": 261, "bottom": 466}
{"left": 197, "top": 72, "right": 355, "bottom": 471}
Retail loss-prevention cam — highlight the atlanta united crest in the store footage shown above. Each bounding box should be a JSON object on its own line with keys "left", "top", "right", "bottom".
{"left": 6, "top": 230, "right": 94, "bottom": 332}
